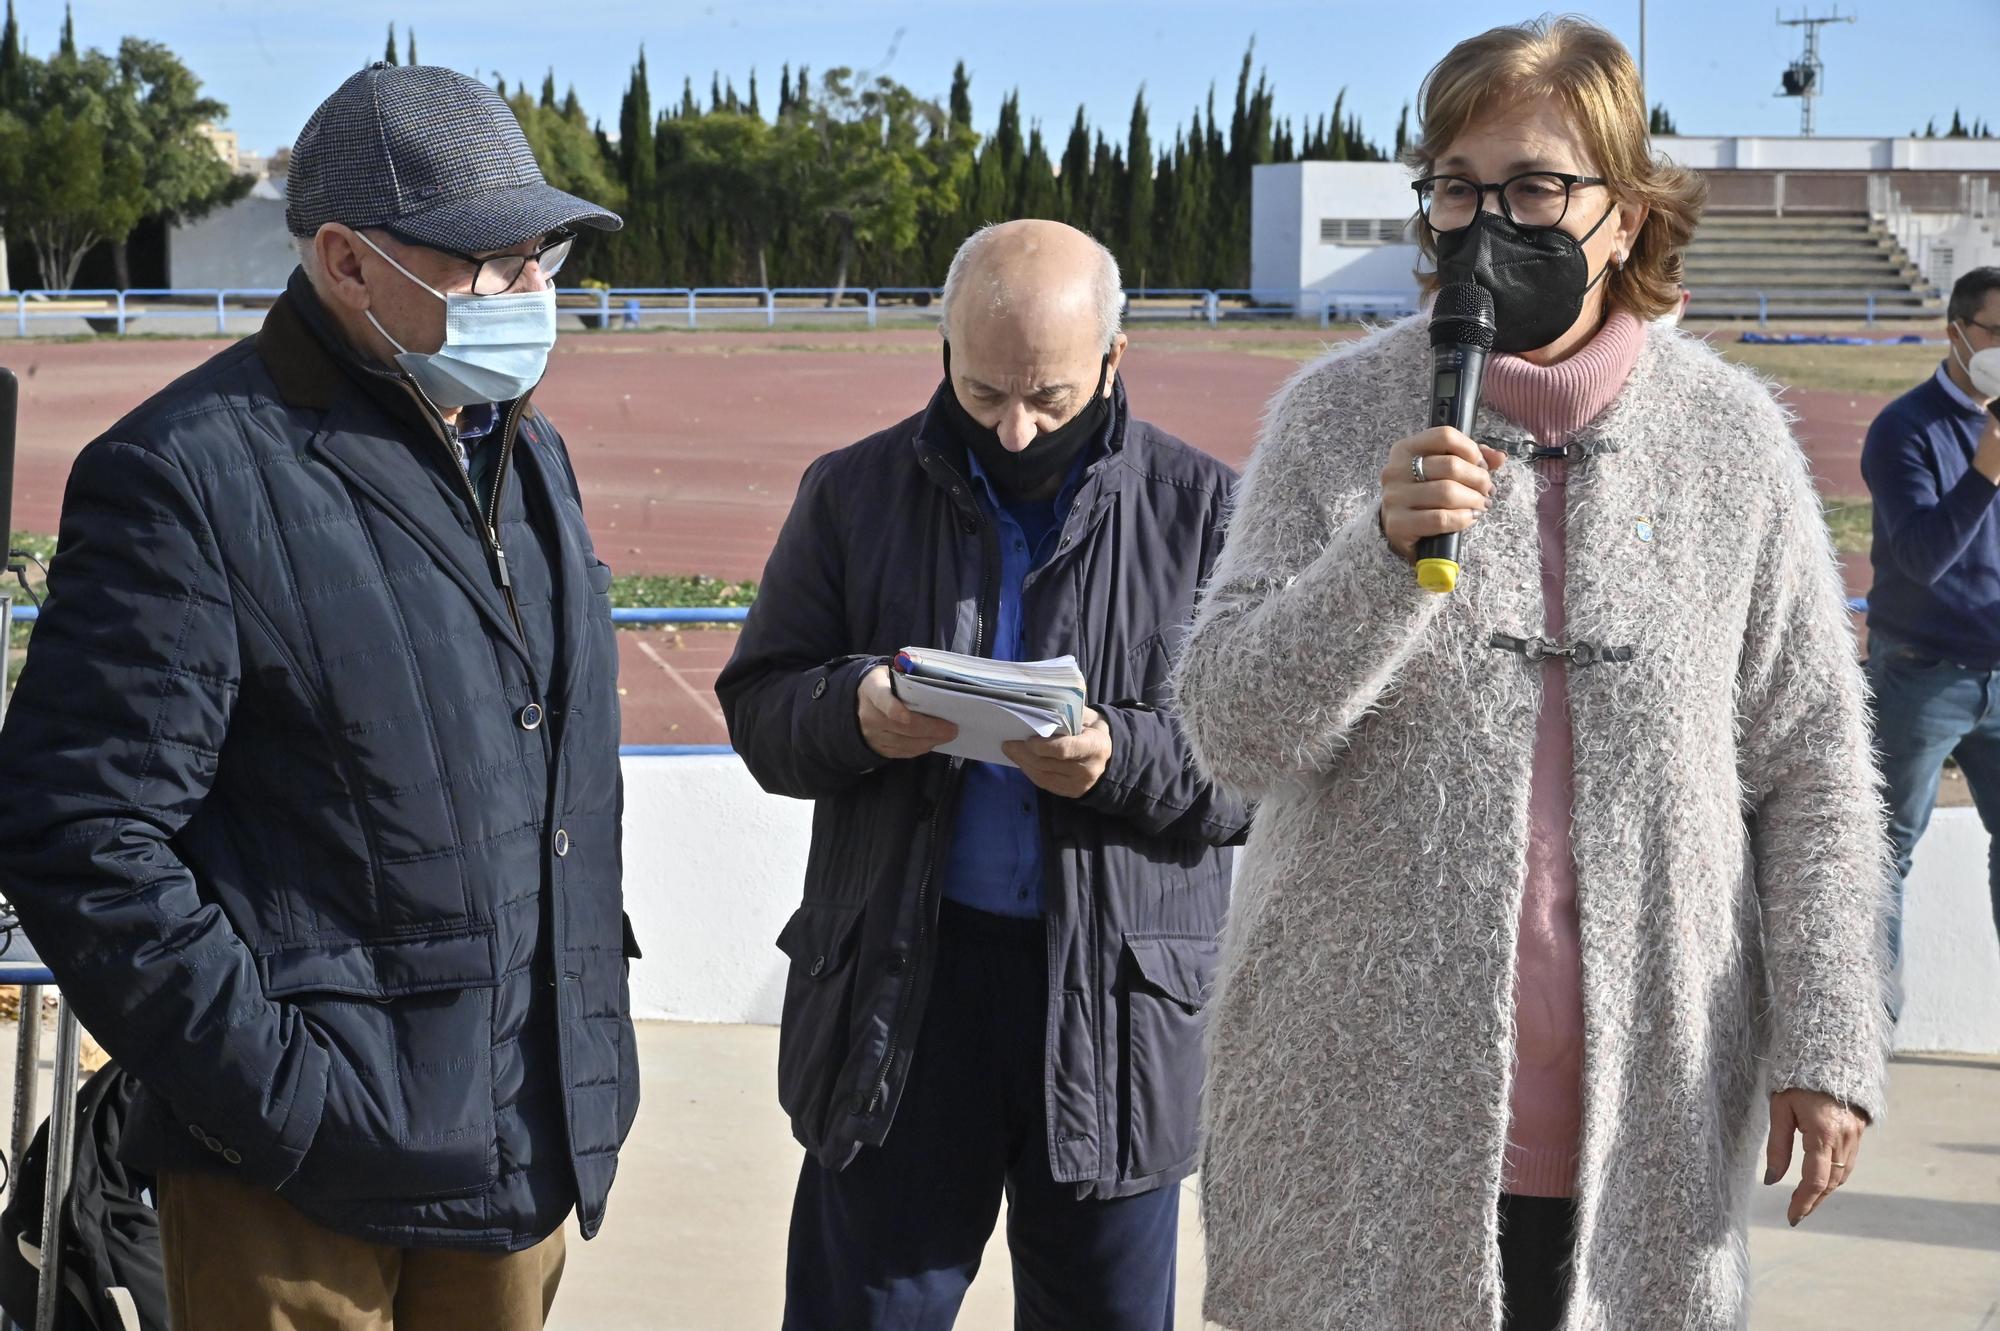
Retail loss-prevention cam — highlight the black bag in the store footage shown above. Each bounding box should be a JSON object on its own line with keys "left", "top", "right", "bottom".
{"left": 0, "top": 1063, "right": 166, "bottom": 1331}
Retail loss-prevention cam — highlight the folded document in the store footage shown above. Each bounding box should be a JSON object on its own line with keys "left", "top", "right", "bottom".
{"left": 891, "top": 648, "right": 1088, "bottom": 768}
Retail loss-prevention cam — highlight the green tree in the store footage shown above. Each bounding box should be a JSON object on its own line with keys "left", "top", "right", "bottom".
{"left": 105, "top": 37, "right": 250, "bottom": 287}
{"left": 0, "top": 55, "right": 146, "bottom": 291}
{"left": 1648, "top": 103, "right": 1677, "bottom": 135}
{"left": 1059, "top": 106, "right": 1090, "bottom": 223}
{"left": 406, "top": 28, "right": 417, "bottom": 67}
{"left": 0, "top": 0, "right": 21, "bottom": 107}
{"left": 58, "top": 2, "right": 73, "bottom": 57}
{"left": 383, "top": 23, "right": 397, "bottom": 66}
{"left": 794, "top": 68, "right": 941, "bottom": 301}
{"left": 1123, "top": 90, "right": 1152, "bottom": 286}
{"left": 947, "top": 61, "right": 971, "bottom": 132}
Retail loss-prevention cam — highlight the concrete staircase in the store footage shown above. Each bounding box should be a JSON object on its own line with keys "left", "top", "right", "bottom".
{"left": 1682, "top": 212, "right": 1940, "bottom": 320}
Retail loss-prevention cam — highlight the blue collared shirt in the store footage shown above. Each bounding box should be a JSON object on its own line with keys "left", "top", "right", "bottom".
{"left": 939, "top": 447, "right": 1094, "bottom": 918}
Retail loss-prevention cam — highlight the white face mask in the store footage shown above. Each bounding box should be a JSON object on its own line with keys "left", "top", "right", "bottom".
{"left": 1950, "top": 324, "right": 2000, "bottom": 399}
{"left": 355, "top": 231, "right": 558, "bottom": 408}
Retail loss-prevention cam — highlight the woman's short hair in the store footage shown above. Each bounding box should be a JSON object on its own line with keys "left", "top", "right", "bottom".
{"left": 1405, "top": 16, "right": 1706, "bottom": 321}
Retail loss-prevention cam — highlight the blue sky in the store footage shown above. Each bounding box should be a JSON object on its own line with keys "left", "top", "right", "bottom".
{"left": 22, "top": 1, "right": 1999, "bottom": 157}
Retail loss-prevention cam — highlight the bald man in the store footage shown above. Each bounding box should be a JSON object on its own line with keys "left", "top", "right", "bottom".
{"left": 717, "top": 221, "right": 1249, "bottom": 1329}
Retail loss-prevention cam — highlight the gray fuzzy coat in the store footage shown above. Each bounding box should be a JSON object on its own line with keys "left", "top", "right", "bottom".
{"left": 1174, "top": 315, "right": 1891, "bottom": 1331}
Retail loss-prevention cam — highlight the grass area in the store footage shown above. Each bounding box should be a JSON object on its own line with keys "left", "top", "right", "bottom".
{"left": 609, "top": 573, "right": 754, "bottom": 608}
{"left": 1822, "top": 499, "right": 1873, "bottom": 556}
{"left": 1712, "top": 341, "right": 1941, "bottom": 397}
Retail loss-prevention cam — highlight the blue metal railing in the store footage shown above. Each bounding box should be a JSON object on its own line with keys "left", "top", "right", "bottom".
{"left": 0, "top": 284, "right": 1948, "bottom": 336}
{"left": 0, "top": 285, "right": 1434, "bottom": 335}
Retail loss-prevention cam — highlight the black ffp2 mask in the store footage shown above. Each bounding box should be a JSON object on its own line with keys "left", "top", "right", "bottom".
{"left": 935, "top": 344, "right": 1112, "bottom": 499}
{"left": 1433, "top": 204, "right": 1615, "bottom": 354}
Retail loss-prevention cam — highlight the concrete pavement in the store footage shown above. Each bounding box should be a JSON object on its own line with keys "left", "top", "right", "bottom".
{"left": 551, "top": 1023, "right": 2000, "bottom": 1331}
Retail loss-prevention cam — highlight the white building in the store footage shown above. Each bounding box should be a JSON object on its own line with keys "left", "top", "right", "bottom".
{"left": 1249, "top": 162, "right": 1423, "bottom": 316}
{"left": 1251, "top": 136, "right": 2000, "bottom": 316}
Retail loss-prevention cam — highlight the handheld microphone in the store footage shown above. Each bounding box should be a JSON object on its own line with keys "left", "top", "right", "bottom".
{"left": 1414, "top": 282, "right": 1496, "bottom": 594}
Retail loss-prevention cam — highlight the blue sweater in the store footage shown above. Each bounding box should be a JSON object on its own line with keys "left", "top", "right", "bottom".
{"left": 1862, "top": 369, "right": 2000, "bottom": 666}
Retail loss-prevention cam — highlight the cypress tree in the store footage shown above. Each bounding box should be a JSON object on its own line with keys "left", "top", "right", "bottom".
{"left": 541, "top": 69, "right": 558, "bottom": 110}
{"left": 994, "top": 91, "right": 1024, "bottom": 182}
{"left": 1061, "top": 107, "right": 1092, "bottom": 224}
{"left": 949, "top": 61, "right": 973, "bottom": 132}
{"left": 382, "top": 22, "right": 396, "bottom": 66}
{"left": 747, "top": 70, "right": 760, "bottom": 119}
{"left": 1330, "top": 90, "right": 1348, "bottom": 160}
{"left": 682, "top": 77, "right": 699, "bottom": 119}
{"left": 0, "top": 0, "right": 20, "bottom": 106}
{"left": 1950, "top": 108, "right": 1967, "bottom": 137}
{"left": 1125, "top": 89, "right": 1154, "bottom": 286}
{"left": 778, "top": 64, "right": 792, "bottom": 117}
{"left": 59, "top": 2, "right": 75, "bottom": 57}
{"left": 406, "top": 28, "right": 417, "bottom": 65}
{"left": 1395, "top": 104, "right": 1410, "bottom": 158}
{"left": 712, "top": 74, "right": 724, "bottom": 113}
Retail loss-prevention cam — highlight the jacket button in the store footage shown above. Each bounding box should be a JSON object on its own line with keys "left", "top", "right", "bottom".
{"left": 222, "top": 1148, "right": 242, "bottom": 1166}
{"left": 518, "top": 702, "right": 544, "bottom": 730}
{"left": 812, "top": 678, "right": 828, "bottom": 700}
{"left": 186, "top": 1122, "right": 206, "bottom": 1141}
{"left": 810, "top": 955, "right": 826, "bottom": 977}
{"left": 554, "top": 828, "right": 570, "bottom": 857}
{"left": 204, "top": 1135, "right": 224, "bottom": 1153}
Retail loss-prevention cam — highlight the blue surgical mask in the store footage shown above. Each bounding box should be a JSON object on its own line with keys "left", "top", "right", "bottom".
{"left": 356, "top": 231, "right": 557, "bottom": 407}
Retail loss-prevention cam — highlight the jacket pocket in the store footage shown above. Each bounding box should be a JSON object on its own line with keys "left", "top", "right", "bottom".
{"left": 265, "top": 934, "right": 502, "bottom": 1203}
{"left": 773, "top": 902, "right": 866, "bottom": 1143}
{"left": 1120, "top": 932, "right": 1220, "bottom": 1181}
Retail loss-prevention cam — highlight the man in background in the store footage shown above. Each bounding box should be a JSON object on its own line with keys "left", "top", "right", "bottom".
{"left": 1862, "top": 264, "right": 2000, "bottom": 1004}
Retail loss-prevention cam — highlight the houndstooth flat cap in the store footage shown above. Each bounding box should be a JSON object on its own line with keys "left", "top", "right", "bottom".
{"left": 286, "top": 62, "right": 621, "bottom": 252}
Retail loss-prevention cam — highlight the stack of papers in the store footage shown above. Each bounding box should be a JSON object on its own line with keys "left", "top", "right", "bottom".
{"left": 891, "top": 647, "right": 1088, "bottom": 768}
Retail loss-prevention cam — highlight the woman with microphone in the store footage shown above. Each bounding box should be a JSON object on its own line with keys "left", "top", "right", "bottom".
{"left": 1175, "top": 17, "right": 1887, "bottom": 1331}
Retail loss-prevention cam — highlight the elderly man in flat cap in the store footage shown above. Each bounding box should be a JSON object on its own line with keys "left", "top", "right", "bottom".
{"left": 0, "top": 62, "right": 634, "bottom": 1329}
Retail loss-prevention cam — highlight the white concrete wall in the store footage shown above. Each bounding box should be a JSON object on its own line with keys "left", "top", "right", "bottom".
{"left": 168, "top": 182, "right": 296, "bottom": 291}
{"left": 620, "top": 756, "right": 2000, "bottom": 1054}
{"left": 1658, "top": 136, "right": 2000, "bottom": 172}
{"left": 1249, "top": 164, "right": 1303, "bottom": 294}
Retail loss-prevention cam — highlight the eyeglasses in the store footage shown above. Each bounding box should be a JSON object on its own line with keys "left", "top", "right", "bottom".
{"left": 1413, "top": 172, "right": 1608, "bottom": 233}
{"left": 387, "top": 230, "right": 575, "bottom": 295}
{"left": 1962, "top": 317, "right": 2000, "bottom": 338}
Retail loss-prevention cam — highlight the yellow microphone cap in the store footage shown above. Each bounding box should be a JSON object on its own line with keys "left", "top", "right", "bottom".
{"left": 1415, "top": 558, "right": 1460, "bottom": 594}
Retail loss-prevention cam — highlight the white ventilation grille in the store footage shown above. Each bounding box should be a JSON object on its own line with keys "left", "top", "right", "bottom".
{"left": 1319, "top": 218, "right": 1410, "bottom": 245}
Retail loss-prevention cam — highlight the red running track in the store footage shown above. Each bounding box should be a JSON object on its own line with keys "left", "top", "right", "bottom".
{"left": 0, "top": 327, "right": 1890, "bottom": 746}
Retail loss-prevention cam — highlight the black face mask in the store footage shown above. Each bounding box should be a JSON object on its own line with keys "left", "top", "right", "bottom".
{"left": 1433, "top": 204, "right": 1616, "bottom": 354}
{"left": 935, "top": 344, "right": 1112, "bottom": 499}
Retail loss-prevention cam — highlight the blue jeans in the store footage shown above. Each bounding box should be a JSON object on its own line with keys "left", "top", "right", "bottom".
{"left": 1866, "top": 628, "right": 2000, "bottom": 989}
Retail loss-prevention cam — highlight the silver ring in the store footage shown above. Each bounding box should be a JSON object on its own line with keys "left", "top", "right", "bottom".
{"left": 1412, "top": 455, "right": 1427, "bottom": 484}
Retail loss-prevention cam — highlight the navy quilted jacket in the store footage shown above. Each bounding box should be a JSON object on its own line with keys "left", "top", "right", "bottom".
{"left": 0, "top": 272, "right": 636, "bottom": 1250}
{"left": 717, "top": 383, "right": 1250, "bottom": 1200}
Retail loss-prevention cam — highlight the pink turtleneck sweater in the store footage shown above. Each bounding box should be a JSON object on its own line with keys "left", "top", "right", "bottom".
{"left": 1481, "top": 310, "right": 1647, "bottom": 1198}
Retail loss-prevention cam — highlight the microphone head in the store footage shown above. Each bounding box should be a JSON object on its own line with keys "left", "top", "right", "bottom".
{"left": 1430, "top": 281, "right": 1497, "bottom": 351}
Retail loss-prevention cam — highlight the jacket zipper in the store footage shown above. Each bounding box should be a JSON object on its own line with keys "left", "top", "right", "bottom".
{"left": 864, "top": 453, "right": 997, "bottom": 1117}
{"left": 407, "top": 382, "right": 531, "bottom": 644}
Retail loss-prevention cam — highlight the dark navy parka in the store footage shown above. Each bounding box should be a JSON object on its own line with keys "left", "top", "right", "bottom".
{"left": 0, "top": 272, "right": 637, "bottom": 1250}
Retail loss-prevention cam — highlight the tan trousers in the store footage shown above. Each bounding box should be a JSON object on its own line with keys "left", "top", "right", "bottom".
{"left": 157, "top": 1172, "right": 566, "bottom": 1331}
